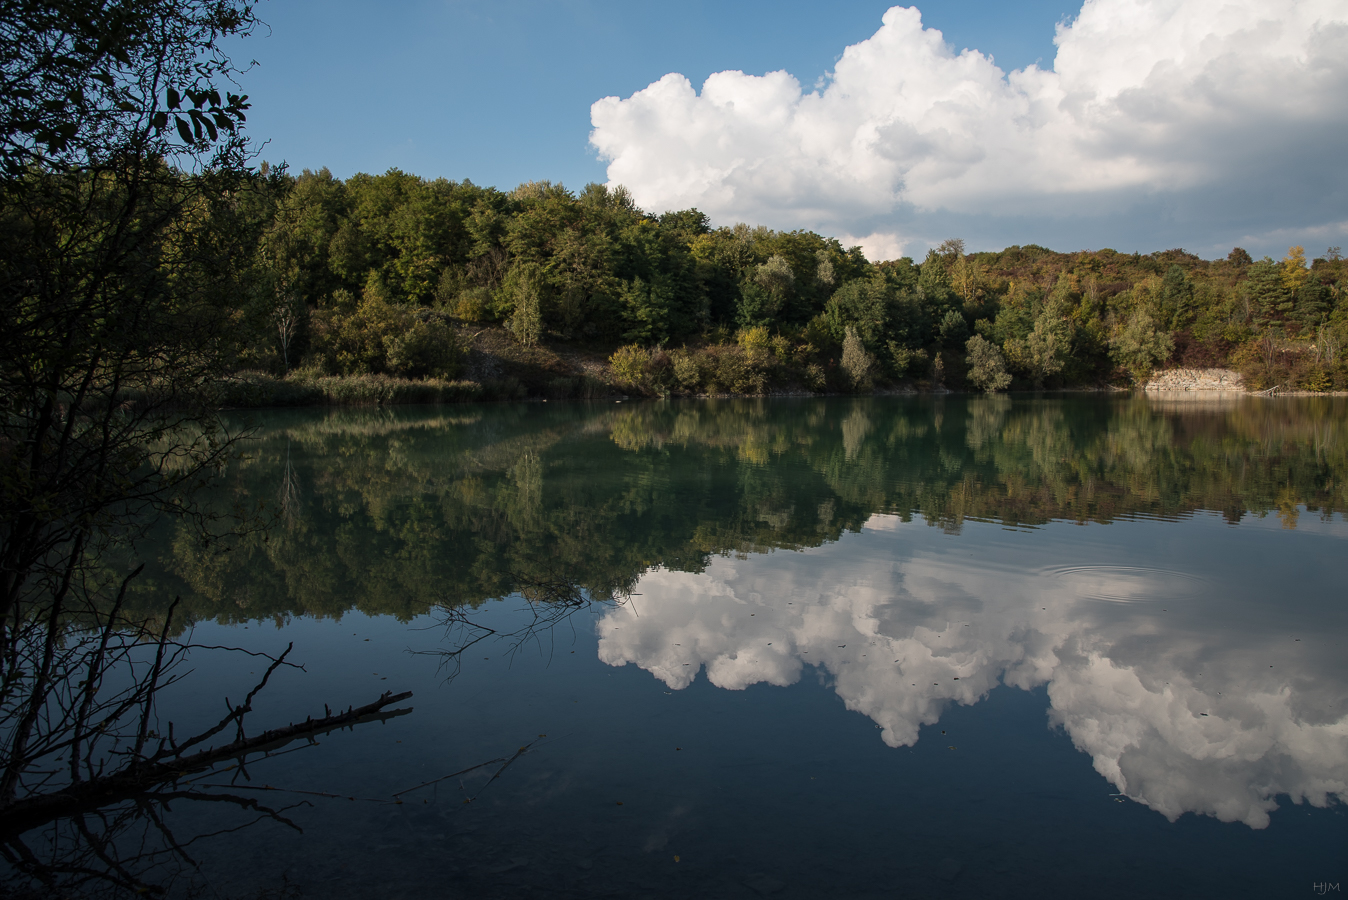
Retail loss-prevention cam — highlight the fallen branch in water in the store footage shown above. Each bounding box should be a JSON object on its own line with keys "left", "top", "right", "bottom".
{"left": 0, "top": 690, "right": 413, "bottom": 838}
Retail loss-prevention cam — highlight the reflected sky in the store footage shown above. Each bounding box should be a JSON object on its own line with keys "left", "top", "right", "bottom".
{"left": 597, "top": 510, "right": 1348, "bottom": 829}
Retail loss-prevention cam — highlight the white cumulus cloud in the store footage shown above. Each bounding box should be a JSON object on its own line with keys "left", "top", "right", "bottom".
{"left": 590, "top": 0, "right": 1348, "bottom": 259}
{"left": 594, "top": 513, "right": 1348, "bottom": 829}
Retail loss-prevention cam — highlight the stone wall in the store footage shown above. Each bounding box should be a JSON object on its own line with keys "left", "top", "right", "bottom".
{"left": 1143, "top": 368, "right": 1245, "bottom": 392}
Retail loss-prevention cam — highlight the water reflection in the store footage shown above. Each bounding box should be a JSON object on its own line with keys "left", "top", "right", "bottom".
{"left": 149, "top": 394, "right": 1348, "bottom": 628}
{"left": 596, "top": 512, "right": 1348, "bottom": 829}
{"left": 137, "top": 394, "right": 1348, "bottom": 847}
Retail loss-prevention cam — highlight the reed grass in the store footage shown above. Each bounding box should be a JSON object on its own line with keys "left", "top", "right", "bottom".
{"left": 218, "top": 371, "right": 485, "bottom": 408}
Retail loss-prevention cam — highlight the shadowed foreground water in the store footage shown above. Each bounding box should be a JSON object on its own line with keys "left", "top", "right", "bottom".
{"left": 6, "top": 395, "right": 1346, "bottom": 898}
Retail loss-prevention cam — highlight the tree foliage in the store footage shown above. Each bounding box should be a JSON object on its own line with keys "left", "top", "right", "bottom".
{"left": 966, "top": 335, "right": 1011, "bottom": 392}
{"left": 841, "top": 325, "right": 874, "bottom": 390}
{"left": 0, "top": 0, "right": 256, "bottom": 176}
{"left": 0, "top": 17, "right": 281, "bottom": 847}
{"left": 208, "top": 162, "right": 1348, "bottom": 394}
{"left": 1110, "top": 309, "right": 1174, "bottom": 382}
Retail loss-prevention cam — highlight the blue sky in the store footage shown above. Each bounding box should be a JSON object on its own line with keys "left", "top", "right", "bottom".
{"left": 230, "top": 1, "right": 1348, "bottom": 259}
{"left": 235, "top": 0, "right": 1073, "bottom": 190}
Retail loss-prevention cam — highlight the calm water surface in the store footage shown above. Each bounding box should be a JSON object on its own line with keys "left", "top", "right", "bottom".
{"left": 52, "top": 397, "right": 1348, "bottom": 897}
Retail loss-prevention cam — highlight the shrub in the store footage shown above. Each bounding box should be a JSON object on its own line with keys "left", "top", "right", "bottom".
{"left": 609, "top": 345, "right": 652, "bottom": 387}
{"left": 710, "top": 346, "right": 766, "bottom": 394}
{"left": 453, "top": 287, "right": 492, "bottom": 322}
{"left": 804, "top": 363, "right": 827, "bottom": 391}
{"left": 384, "top": 318, "right": 459, "bottom": 379}
{"left": 1302, "top": 368, "right": 1333, "bottom": 392}
{"left": 646, "top": 349, "right": 676, "bottom": 394}
{"left": 672, "top": 350, "right": 705, "bottom": 392}
{"left": 309, "top": 294, "right": 459, "bottom": 378}
{"left": 737, "top": 325, "right": 773, "bottom": 363}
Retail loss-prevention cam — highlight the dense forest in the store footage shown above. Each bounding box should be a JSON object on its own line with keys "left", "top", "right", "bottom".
{"left": 8, "top": 155, "right": 1346, "bottom": 402}
{"left": 198, "top": 166, "right": 1346, "bottom": 399}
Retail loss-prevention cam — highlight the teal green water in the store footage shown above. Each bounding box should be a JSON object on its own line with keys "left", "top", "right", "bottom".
{"left": 120, "top": 396, "right": 1348, "bottom": 896}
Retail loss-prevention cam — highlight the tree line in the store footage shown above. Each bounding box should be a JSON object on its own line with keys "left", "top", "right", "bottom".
{"left": 8, "top": 149, "right": 1345, "bottom": 401}
{"left": 233, "top": 167, "right": 1347, "bottom": 394}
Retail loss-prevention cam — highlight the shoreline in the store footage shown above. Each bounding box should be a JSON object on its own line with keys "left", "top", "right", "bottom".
{"left": 216, "top": 370, "right": 1348, "bottom": 410}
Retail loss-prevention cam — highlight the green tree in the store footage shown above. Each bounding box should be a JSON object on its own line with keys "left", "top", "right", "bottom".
{"left": 939, "top": 308, "right": 969, "bottom": 347}
{"left": 1, "top": 0, "right": 265, "bottom": 629}
{"left": 815, "top": 249, "right": 836, "bottom": 290}
{"left": 261, "top": 168, "right": 352, "bottom": 307}
{"left": 0, "top": 6, "right": 322, "bottom": 887}
{"left": 1247, "top": 258, "right": 1292, "bottom": 326}
{"left": 755, "top": 254, "right": 795, "bottom": 303}
{"left": 965, "top": 335, "right": 1011, "bottom": 392}
{"left": 0, "top": 0, "right": 255, "bottom": 177}
{"left": 1008, "top": 318, "right": 1066, "bottom": 388}
{"left": 1295, "top": 274, "right": 1331, "bottom": 327}
{"left": 1158, "top": 264, "right": 1194, "bottom": 330}
{"left": 737, "top": 254, "right": 794, "bottom": 325}
{"left": 619, "top": 275, "right": 675, "bottom": 343}
{"left": 825, "top": 274, "right": 891, "bottom": 345}
{"left": 841, "top": 325, "right": 873, "bottom": 390}
{"left": 1110, "top": 309, "right": 1173, "bottom": 382}
{"left": 506, "top": 263, "right": 544, "bottom": 347}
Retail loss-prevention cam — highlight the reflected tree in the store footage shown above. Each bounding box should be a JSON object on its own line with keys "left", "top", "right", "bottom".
{"left": 133, "top": 397, "right": 1348, "bottom": 626}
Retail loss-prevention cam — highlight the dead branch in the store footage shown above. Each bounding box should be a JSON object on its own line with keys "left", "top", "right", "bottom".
{"left": 0, "top": 690, "right": 412, "bottom": 839}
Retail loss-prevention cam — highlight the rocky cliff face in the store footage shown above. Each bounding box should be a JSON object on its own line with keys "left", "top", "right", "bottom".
{"left": 1144, "top": 368, "right": 1244, "bottom": 391}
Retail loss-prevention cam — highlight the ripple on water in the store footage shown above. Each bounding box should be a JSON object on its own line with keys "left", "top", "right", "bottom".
{"left": 1046, "top": 565, "right": 1209, "bottom": 604}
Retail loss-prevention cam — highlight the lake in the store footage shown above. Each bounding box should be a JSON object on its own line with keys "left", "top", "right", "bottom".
{"left": 12, "top": 395, "right": 1348, "bottom": 898}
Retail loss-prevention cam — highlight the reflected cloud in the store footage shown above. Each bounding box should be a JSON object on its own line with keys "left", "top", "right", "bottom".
{"left": 597, "top": 514, "right": 1348, "bottom": 829}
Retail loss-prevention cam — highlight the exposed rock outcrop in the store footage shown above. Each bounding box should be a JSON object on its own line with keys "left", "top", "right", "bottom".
{"left": 1144, "top": 368, "right": 1244, "bottom": 392}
